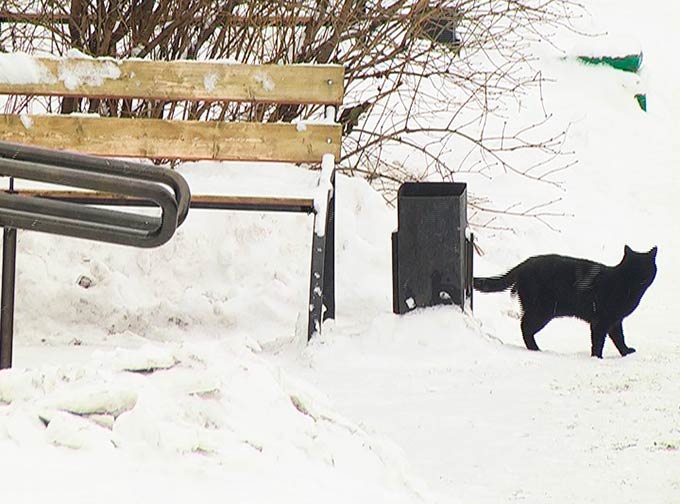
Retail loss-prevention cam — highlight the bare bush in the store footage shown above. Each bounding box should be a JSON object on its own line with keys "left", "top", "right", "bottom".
{"left": 1, "top": 0, "right": 582, "bottom": 220}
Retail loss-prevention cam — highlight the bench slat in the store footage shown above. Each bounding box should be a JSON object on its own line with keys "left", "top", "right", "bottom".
{"left": 8, "top": 190, "right": 316, "bottom": 213}
{"left": 0, "top": 114, "right": 341, "bottom": 163}
{"left": 0, "top": 57, "right": 344, "bottom": 105}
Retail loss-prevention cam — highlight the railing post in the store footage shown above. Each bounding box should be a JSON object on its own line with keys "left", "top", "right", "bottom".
{"left": 0, "top": 174, "right": 17, "bottom": 370}
{"left": 0, "top": 226, "right": 17, "bottom": 370}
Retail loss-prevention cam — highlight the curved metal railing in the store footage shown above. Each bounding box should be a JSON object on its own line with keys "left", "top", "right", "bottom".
{"left": 0, "top": 141, "right": 190, "bottom": 247}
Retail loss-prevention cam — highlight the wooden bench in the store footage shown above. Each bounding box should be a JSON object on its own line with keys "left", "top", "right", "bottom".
{"left": 0, "top": 54, "right": 344, "bottom": 342}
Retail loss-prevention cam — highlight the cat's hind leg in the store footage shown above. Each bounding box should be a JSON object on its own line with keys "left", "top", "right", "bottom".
{"left": 520, "top": 311, "right": 550, "bottom": 351}
{"left": 590, "top": 322, "right": 608, "bottom": 358}
{"left": 608, "top": 322, "right": 636, "bottom": 356}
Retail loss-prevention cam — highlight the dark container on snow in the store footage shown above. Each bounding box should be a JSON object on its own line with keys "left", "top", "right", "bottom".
{"left": 392, "top": 182, "right": 473, "bottom": 314}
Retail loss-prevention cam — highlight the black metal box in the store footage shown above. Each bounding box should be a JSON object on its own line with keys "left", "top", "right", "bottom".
{"left": 392, "top": 182, "right": 472, "bottom": 313}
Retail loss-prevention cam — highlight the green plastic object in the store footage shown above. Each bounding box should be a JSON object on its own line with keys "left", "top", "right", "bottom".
{"left": 578, "top": 53, "right": 643, "bottom": 73}
{"left": 634, "top": 93, "right": 647, "bottom": 111}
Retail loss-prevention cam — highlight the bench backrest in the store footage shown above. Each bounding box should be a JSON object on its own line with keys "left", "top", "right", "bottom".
{"left": 0, "top": 55, "right": 343, "bottom": 163}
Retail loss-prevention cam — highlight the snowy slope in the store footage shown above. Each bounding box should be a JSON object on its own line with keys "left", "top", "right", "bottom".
{"left": 1, "top": 1, "right": 679, "bottom": 503}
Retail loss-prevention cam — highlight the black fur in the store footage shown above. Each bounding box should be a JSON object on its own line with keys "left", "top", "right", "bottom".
{"left": 474, "top": 246, "right": 658, "bottom": 358}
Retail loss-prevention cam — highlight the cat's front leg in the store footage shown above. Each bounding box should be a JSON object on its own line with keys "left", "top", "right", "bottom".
{"left": 608, "top": 322, "right": 636, "bottom": 357}
{"left": 590, "top": 322, "right": 607, "bottom": 358}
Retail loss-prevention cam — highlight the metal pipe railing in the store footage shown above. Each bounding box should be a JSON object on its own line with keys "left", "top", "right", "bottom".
{"left": 0, "top": 158, "right": 179, "bottom": 247}
{"left": 0, "top": 141, "right": 191, "bottom": 227}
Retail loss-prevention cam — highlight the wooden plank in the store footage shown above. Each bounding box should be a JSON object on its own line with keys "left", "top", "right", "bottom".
{"left": 0, "top": 57, "right": 344, "bottom": 105}
{"left": 0, "top": 11, "right": 320, "bottom": 26}
{"left": 10, "top": 190, "right": 316, "bottom": 213}
{"left": 0, "top": 11, "right": 70, "bottom": 23}
{"left": 0, "top": 114, "right": 341, "bottom": 163}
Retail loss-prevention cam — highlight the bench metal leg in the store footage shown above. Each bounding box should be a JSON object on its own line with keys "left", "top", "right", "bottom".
{"left": 0, "top": 227, "right": 17, "bottom": 370}
{"left": 322, "top": 175, "right": 336, "bottom": 321}
{"left": 308, "top": 223, "right": 327, "bottom": 341}
{"left": 307, "top": 152, "right": 336, "bottom": 341}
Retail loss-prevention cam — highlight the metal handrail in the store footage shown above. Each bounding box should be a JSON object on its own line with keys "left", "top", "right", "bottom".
{"left": 0, "top": 140, "right": 192, "bottom": 247}
{"left": 0, "top": 157, "right": 179, "bottom": 247}
{"left": 0, "top": 141, "right": 191, "bottom": 227}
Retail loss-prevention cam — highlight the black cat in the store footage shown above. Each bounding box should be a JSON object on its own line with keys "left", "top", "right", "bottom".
{"left": 474, "top": 246, "right": 657, "bottom": 358}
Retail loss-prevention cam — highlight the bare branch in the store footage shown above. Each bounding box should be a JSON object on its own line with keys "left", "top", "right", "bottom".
{"left": 1, "top": 0, "right": 583, "bottom": 228}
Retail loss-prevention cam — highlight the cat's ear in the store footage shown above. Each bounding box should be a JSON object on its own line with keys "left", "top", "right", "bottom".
{"left": 649, "top": 246, "right": 658, "bottom": 258}
{"left": 624, "top": 245, "right": 633, "bottom": 256}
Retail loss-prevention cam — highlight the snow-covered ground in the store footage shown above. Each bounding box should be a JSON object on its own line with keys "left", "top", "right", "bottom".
{"left": 1, "top": 1, "right": 679, "bottom": 503}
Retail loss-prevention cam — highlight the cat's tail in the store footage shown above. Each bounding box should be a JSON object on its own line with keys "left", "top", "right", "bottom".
{"left": 473, "top": 264, "right": 521, "bottom": 293}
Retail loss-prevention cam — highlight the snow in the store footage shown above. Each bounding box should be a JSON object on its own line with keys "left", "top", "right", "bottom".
{"left": 19, "top": 114, "right": 33, "bottom": 129}
{"left": 253, "top": 71, "right": 275, "bottom": 92}
{"left": 1, "top": 1, "right": 679, "bottom": 503}
{"left": 313, "top": 153, "right": 335, "bottom": 236}
{"left": 569, "top": 32, "right": 643, "bottom": 58}
{"left": 0, "top": 52, "right": 55, "bottom": 84}
{"left": 203, "top": 72, "right": 219, "bottom": 92}
{"left": 63, "top": 49, "right": 96, "bottom": 60}
{"left": 0, "top": 50, "right": 121, "bottom": 89}
{"left": 57, "top": 57, "right": 121, "bottom": 90}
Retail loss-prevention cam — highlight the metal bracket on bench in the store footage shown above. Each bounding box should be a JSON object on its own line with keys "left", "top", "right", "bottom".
{"left": 0, "top": 141, "right": 191, "bottom": 369}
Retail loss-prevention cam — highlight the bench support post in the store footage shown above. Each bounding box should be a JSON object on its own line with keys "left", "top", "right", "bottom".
{"left": 322, "top": 104, "right": 337, "bottom": 324}
{"left": 308, "top": 225, "right": 327, "bottom": 341}
{"left": 307, "top": 150, "right": 336, "bottom": 341}
{"left": 322, "top": 174, "right": 336, "bottom": 321}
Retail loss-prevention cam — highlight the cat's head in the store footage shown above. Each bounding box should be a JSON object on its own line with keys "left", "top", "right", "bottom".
{"left": 622, "top": 245, "right": 658, "bottom": 286}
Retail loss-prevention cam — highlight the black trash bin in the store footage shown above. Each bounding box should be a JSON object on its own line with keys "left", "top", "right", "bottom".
{"left": 392, "top": 182, "right": 473, "bottom": 314}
